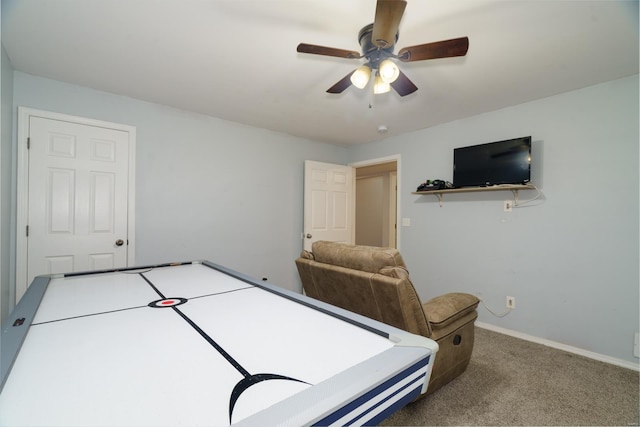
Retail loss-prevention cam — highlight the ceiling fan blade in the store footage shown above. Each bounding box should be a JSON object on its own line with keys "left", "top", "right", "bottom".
{"left": 371, "top": 0, "right": 406, "bottom": 48}
{"left": 397, "top": 37, "right": 469, "bottom": 62}
{"left": 297, "top": 43, "right": 361, "bottom": 59}
{"left": 390, "top": 70, "right": 417, "bottom": 96}
{"left": 327, "top": 71, "right": 355, "bottom": 94}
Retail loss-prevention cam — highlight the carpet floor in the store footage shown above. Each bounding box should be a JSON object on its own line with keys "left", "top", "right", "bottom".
{"left": 382, "top": 327, "right": 639, "bottom": 426}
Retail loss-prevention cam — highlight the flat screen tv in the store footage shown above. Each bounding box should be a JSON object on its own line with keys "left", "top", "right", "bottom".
{"left": 453, "top": 136, "right": 531, "bottom": 188}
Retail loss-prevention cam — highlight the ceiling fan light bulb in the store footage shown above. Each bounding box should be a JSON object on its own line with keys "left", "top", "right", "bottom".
{"left": 379, "top": 59, "right": 400, "bottom": 83}
{"left": 373, "top": 74, "right": 391, "bottom": 94}
{"left": 350, "top": 65, "right": 371, "bottom": 89}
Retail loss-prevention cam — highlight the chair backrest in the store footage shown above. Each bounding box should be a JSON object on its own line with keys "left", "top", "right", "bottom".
{"left": 295, "top": 241, "right": 432, "bottom": 337}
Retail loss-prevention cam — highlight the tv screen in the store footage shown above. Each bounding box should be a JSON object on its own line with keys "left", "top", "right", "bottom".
{"left": 453, "top": 136, "right": 531, "bottom": 188}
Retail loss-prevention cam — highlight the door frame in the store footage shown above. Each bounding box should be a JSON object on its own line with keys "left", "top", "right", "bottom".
{"left": 350, "top": 154, "right": 401, "bottom": 250}
{"left": 16, "top": 107, "right": 137, "bottom": 302}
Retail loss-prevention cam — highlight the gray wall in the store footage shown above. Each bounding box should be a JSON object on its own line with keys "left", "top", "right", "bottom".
{"left": 7, "top": 69, "right": 639, "bottom": 366}
{"left": 349, "top": 75, "right": 639, "bottom": 365}
{"left": 1, "top": 39, "right": 15, "bottom": 324}
{"left": 12, "top": 71, "right": 347, "bottom": 294}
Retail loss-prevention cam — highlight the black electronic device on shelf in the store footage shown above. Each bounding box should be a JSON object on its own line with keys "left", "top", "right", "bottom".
{"left": 453, "top": 136, "right": 531, "bottom": 188}
{"left": 416, "top": 179, "right": 453, "bottom": 191}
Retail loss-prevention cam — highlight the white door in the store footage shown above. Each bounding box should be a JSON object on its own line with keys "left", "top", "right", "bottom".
{"left": 17, "top": 108, "right": 136, "bottom": 301}
{"left": 303, "top": 160, "right": 354, "bottom": 251}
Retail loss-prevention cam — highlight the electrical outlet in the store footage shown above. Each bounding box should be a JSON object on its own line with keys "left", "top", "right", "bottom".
{"left": 504, "top": 200, "right": 513, "bottom": 212}
{"left": 506, "top": 296, "right": 516, "bottom": 309}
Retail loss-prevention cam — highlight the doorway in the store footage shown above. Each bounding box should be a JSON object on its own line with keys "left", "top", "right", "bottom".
{"left": 352, "top": 157, "right": 399, "bottom": 249}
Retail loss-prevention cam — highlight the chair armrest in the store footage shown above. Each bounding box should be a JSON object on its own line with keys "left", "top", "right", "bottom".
{"left": 422, "top": 293, "right": 479, "bottom": 330}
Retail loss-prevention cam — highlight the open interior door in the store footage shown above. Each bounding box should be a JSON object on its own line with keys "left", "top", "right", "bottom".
{"left": 303, "top": 161, "right": 354, "bottom": 251}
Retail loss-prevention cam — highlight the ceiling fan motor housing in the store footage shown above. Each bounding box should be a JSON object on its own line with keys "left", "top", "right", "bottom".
{"left": 358, "top": 23, "right": 397, "bottom": 68}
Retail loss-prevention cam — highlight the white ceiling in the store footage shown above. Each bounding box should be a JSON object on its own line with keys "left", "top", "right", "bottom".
{"left": 2, "top": 0, "right": 638, "bottom": 145}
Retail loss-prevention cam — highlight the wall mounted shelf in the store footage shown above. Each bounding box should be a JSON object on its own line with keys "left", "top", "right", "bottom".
{"left": 412, "top": 184, "right": 536, "bottom": 207}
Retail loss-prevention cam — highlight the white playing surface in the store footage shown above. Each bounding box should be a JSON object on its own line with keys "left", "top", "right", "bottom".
{"left": 0, "top": 264, "right": 394, "bottom": 426}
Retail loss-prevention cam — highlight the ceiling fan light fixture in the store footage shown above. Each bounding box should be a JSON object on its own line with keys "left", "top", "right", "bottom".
{"left": 378, "top": 59, "right": 400, "bottom": 83}
{"left": 350, "top": 65, "right": 372, "bottom": 89}
{"left": 373, "top": 73, "right": 391, "bottom": 94}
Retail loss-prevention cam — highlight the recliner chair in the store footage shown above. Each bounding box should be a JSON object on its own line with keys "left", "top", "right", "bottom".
{"left": 295, "top": 240, "right": 480, "bottom": 396}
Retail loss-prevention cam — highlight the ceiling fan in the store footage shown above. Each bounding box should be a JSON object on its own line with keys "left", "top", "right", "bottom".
{"left": 296, "top": 0, "right": 469, "bottom": 96}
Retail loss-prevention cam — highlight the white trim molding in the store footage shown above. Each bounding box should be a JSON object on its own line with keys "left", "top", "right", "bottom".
{"left": 476, "top": 322, "right": 640, "bottom": 372}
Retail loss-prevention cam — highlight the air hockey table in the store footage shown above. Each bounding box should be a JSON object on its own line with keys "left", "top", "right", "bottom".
{"left": 0, "top": 260, "right": 438, "bottom": 426}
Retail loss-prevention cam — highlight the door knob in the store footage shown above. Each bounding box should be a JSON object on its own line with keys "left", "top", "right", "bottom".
{"left": 306, "top": 234, "right": 312, "bottom": 239}
{"left": 115, "top": 239, "right": 124, "bottom": 246}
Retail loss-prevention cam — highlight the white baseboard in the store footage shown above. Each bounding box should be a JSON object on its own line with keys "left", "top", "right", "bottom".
{"left": 476, "top": 322, "right": 640, "bottom": 372}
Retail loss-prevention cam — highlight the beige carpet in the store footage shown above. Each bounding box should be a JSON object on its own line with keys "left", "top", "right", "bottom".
{"left": 383, "top": 327, "right": 639, "bottom": 426}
